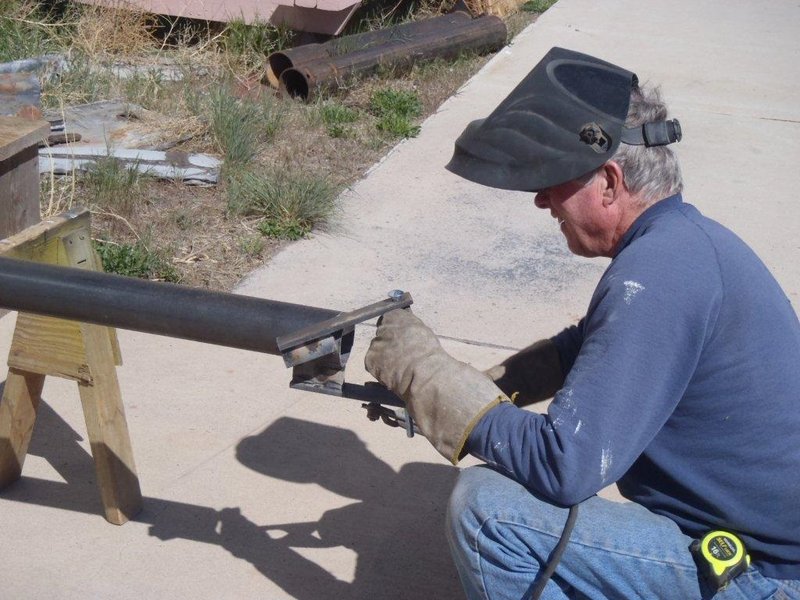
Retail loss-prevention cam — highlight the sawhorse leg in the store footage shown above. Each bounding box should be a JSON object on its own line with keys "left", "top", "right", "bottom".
{"left": 0, "top": 369, "right": 44, "bottom": 487}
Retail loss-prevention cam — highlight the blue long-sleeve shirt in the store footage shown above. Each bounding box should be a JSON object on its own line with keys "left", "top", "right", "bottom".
{"left": 467, "top": 194, "right": 800, "bottom": 579}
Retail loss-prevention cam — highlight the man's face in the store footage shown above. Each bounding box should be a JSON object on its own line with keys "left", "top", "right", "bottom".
{"left": 533, "top": 171, "right": 621, "bottom": 258}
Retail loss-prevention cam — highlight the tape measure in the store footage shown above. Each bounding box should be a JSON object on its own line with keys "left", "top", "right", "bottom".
{"left": 690, "top": 530, "right": 751, "bottom": 590}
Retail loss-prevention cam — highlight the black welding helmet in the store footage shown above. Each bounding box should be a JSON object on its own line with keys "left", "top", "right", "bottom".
{"left": 446, "top": 47, "right": 680, "bottom": 192}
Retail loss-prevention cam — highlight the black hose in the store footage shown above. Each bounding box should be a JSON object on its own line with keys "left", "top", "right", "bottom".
{"left": 529, "top": 503, "right": 579, "bottom": 599}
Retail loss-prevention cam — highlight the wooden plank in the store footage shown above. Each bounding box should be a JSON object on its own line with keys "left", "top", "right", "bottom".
{"left": 8, "top": 314, "right": 91, "bottom": 383}
{"left": 0, "top": 369, "right": 45, "bottom": 488}
{"left": 0, "top": 116, "right": 48, "bottom": 162}
{"left": 78, "top": 320, "right": 142, "bottom": 525}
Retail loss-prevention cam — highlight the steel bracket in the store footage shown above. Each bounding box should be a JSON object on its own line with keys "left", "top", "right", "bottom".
{"left": 276, "top": 291, "right": 412, "bottom": 392}
{"left": 276, "top": 291, "right": 417, "bottom": 436}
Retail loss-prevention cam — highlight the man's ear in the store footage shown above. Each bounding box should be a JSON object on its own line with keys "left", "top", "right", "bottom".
{"left": 600, "top": 161, "right": 626, "bottom": 206}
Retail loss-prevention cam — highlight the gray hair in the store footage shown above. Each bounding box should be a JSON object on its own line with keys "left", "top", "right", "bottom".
{"left": 611, "top": 84, "right": 683, "bottom": 204}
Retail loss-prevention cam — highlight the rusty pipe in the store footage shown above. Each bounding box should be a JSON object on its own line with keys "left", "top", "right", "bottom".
{"left": 279, "top": 15, "right": 507, "bottom": 100}
{"left": 264, "top": 11, "right": 472, "bottom": 87}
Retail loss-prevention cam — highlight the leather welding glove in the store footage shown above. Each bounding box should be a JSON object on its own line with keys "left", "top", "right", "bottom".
{"left": 484, "top": 339, "right": 565, "bottom": 407}
{"left": 365, "top": 308, "right": 511, "bottom": 465}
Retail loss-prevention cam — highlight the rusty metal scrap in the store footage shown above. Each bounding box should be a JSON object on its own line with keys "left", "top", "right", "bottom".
{"left": 264, "top": 11, "right": 472, "bottom": 87}
{"left": 0, "top": 54, "right": 66, "bottom": 74}
{"left": 39, "top": 145, "right": 222, "bottom": 184}
{"left": 278, "top": 14, "right": 507, "bottom": 100}
{"left": 0, "top": 73, "right": 41, "bottom": 118}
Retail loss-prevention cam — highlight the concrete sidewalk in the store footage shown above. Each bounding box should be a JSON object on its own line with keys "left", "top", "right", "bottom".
{"left": 1, "top": 1, "right": 798, "bottom": 598}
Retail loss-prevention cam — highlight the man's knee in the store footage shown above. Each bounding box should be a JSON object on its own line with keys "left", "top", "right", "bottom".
{"left": 447, "top": 466, "right": 575, "bottom": 557}
{"left": 446, "top": 466, "right": 523, "bottom": 545}
{"left": 447, "top": 466, "right": 486, "bottom": 544}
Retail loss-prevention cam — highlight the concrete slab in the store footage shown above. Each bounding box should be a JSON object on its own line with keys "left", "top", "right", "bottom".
{"left": 1, "top": 0, "right": 798, "bottom": 598}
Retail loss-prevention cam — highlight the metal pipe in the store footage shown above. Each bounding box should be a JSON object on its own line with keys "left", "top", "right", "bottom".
{"left": 0, "top": 256, "right": 340, "bottom": 355}
{"left": 280, "top": 15, "right": 507, "bottom": 100}
{"left": 264, "top": 11, "right": 472, "bottom": 87}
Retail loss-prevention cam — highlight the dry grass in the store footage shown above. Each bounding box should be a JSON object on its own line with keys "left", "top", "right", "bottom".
{"left": 8, "top": 0, "right": 544, "bottom": 289}
{"left": 69, "top": 1, "right": 159, "bottom": 57}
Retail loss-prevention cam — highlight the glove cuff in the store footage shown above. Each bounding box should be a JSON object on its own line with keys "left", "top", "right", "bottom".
{"left": 448, "top": 394, "right": 511, "bottom": 465}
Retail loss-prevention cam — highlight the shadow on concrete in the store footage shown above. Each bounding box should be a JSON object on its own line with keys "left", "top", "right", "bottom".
{"left": 235, "top": 417, "right": 462, "bottom": 599}
{"left": 0, "top": 391, "right": 462, "bottom": 599}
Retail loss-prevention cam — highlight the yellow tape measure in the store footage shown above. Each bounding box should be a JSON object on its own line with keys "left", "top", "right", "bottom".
{"left": 690, "top": 530, "right": 751, "bottom": 590}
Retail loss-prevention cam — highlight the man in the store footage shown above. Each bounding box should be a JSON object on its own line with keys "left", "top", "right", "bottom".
{"left": 365, "top": 48, "right": 800, "bottom": 599}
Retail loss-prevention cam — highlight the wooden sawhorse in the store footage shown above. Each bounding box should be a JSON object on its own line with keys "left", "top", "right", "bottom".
{"left": 0, "top": 208, "right": 142, "bottom": 524}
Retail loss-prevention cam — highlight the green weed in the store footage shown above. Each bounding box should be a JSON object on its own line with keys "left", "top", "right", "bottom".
{"left": 521, "top": 0, "right": 557, "bottom": 13}
{"left": 239, "top": 235, "right": 266, "bottom": 256}
{"left": 320, "top": 102, "right": 359, "bottom": 138}
{"left": 222, "top": 18, "right": 295, "bottom": 67}
{"left": 94, "top": 239, "right": 180, "bottom": 281}
{"left": 256, "top": 219, "right": 307, "bottom": 241}
{"left": 227, "top": 169, "right": 338, "bottom": 240}
{"left": 369, "top": 88, "right": 422, "bottom": 138}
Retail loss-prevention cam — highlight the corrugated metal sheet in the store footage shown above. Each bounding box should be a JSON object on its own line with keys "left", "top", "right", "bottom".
{"left": 73, "top": 0, "right": 361, "bottom": 36}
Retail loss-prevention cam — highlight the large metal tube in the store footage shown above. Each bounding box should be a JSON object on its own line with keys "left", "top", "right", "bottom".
{"left": 0, "top": 256, "right": 340, "bottom": 355}
{"left": 264, "top": 11, "right": 472, "bottom": 87}
{"left": 280, "top": 15, "right": 507, "bottom": 100}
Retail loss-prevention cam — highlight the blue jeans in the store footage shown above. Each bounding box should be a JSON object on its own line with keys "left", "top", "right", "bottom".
{"left": 446, "top": 466, "right": 800, "bottom": 600}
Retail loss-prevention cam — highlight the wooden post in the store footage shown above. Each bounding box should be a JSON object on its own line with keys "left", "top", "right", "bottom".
{"left": 0, "top": 208, "right": 142, "bottom": 524}
{"left": 0, "top": 116, "right": 48, "bottom": 239}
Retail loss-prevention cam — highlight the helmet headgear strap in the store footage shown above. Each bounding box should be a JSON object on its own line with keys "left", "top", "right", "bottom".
{"left": 620, "top": 119, "right": 682, "bottom": 147}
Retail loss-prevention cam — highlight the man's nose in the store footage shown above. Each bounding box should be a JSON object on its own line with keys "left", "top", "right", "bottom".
{"left": 533, "top": 192, "right": 549, "bottom": 209}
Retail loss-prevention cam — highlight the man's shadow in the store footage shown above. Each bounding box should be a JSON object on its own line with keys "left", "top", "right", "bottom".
{"left": 233, "top": 417, "right": 462, "bottom": 599}
{"left": 2, "top": 387, "right": 462, "bottom": 599}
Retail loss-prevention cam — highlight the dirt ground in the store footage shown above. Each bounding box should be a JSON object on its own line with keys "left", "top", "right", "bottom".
{"left": 36, "top": 9, "right": 538, "bottom": 291}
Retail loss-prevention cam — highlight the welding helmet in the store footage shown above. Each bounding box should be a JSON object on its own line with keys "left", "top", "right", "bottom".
{"left": 445, "top": 47, "right": 681, "bottom": 192}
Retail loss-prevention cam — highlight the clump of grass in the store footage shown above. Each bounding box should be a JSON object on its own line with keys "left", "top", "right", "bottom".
{"left": 208, "top": 86, "right": 259, "bottom": 166}
{"left": 227, "top": 169, "right": 338, "bottom": 240}
{"left": 239, "top": 234, "right": 266, "bottom": 256}
{"left": 208, "top": 85, "right": 283, "bottom": 168}
{"left": 122, "top": 69, "right": 167, "bottom": 110}
{"left": 69, "top": 2, "right": 158, "bottom": 58}
{"left": 0, "top": 1, "right": 59, "bottom": 62}
{"left": 40, "top": 167, "right": 77, "bottom": 218}
{"left": 222, "top": 18, "right": 295, "bottom": 67}
{"left": 369, "top": 88, "right": 422, "bottom": 138}
{"left": 94, "top": 239, "right": 180, "bottom": 282}
{"left": 43, "top": 54, "right": 113, "bottom": 108}
{"left": 319, "top": 102, "right": 360, "bottom": 138}
{"left": 82, "top": 155, "right": 149, "bottom": 214}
